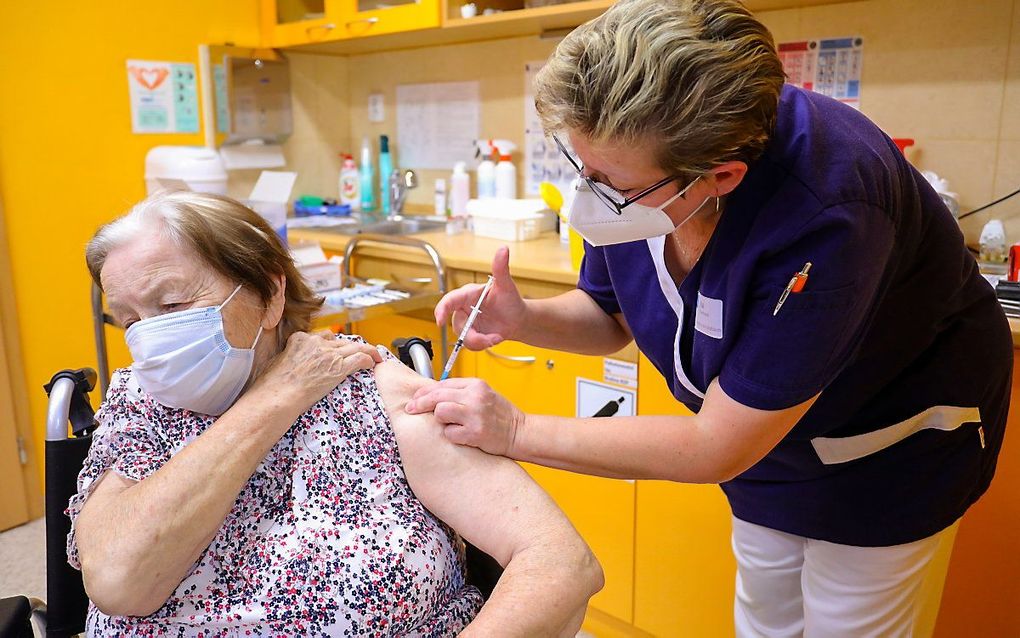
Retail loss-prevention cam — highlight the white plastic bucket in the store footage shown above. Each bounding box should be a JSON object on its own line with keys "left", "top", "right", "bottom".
{"left": 144, "top": 146, "right": 228, "bottom": 195}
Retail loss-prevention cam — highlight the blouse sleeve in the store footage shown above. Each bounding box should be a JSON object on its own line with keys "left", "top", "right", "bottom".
{"left": 65, "top": 369, "right": 171, "bottom": 569}
{"left": 718, "top": 202, "right": 896, "bottom": 410}
{"left": 577, "top": 242, "right": 623, "bottom": 315}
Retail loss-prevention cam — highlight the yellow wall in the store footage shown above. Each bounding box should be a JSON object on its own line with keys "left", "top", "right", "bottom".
{"left": 0, "top": 2, "right": 261, "bottom": 478}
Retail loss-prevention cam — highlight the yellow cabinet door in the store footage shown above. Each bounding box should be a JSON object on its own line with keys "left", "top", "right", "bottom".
{"left": 477, "top": 340, "right": 636, "bottom": 624}
{"left": 333, "top": 0, "right": 440, "bottom": 39}
{"left": 633, "top": 354, "right": 736, "bottom": 637}
{"left": 263, "top": 0, "right": 347, "bottom": 47}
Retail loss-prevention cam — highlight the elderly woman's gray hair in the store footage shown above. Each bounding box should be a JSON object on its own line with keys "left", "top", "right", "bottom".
{"left": 86, "top": 190, "right": 322, "bottom": 338}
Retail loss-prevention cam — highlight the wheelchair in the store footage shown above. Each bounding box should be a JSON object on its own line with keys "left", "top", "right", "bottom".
{"left": 0, "top": 336, "right": 501, "bottom": 637}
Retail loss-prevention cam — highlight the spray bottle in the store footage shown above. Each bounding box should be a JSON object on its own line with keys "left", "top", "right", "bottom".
{"left": 475, "top": 140, "right": 497, "bottom": 199}
{"left": 492, "top": 139, "right": 518, "bottom": 199}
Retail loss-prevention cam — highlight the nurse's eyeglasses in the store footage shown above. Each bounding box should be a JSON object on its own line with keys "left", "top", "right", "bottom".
{"left": 553, "top": 134, "right": 685, "bottom": 215}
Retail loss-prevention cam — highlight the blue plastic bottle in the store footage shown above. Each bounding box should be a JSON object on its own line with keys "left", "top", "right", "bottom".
{"left": 359, "top": 136, "right": 375, "bottom": 215}
{"left": 379, "top": 135, "right": 393, "bottom": 216}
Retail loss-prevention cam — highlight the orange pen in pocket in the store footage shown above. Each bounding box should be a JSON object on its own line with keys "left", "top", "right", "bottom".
{"left": 773, "top": 262, "right": 812, "bottom": 316}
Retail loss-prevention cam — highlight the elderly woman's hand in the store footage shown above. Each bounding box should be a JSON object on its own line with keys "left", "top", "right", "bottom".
{"left": 254, "top": 331, "right": 383, "bottom": 408}
{"left": 404, "top": 377, "right": 526, "bottom": 457}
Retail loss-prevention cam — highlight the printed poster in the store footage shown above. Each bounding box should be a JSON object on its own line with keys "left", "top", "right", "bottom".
{"left": 524, "top": 60, "right": 577, "bottom": 197}
{"left": 126, "top": 59, "right": 199, "bottom": 133}
{"left": 778, "top": 37, "right": 863, "bottom": 109}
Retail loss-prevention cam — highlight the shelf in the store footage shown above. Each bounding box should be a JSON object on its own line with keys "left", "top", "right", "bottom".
{"left": 283, "top": 0, "right": 858, "bottom": 56}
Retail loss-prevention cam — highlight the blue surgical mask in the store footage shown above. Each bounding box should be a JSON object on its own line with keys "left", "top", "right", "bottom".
{"left": 125, "top": 285, "right": 262, "bottom": 416}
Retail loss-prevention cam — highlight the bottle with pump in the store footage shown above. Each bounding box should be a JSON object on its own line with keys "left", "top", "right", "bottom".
{"left": 476, "top": 141, "right": 497, "bottom": 198}
{"left": 359, "top": 136, "right": 375, "bottom": 215}
{"left": 379, "top": 135, "right": 393, "bottom": 216}
{"left": 493, "top": 140, "right": 517, "bottom": 199}
{"left": 339, "top": 154, "right": 360, "bottom": 211}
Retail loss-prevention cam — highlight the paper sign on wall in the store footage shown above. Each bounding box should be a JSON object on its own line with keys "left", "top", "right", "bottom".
{"left": 396, "top": 81, "right": 480, "bottom": 170}
{"left": 576, "top": 377, "right": 636, "bottom": 419}
{"left": 126, "top": 60, "right": 199, "bottom": 133}
{"left": 524, "top": 60, "right": 576, "bottom": 197}
{"left": 778, "top": 37, "right": 863, "bottom": 110}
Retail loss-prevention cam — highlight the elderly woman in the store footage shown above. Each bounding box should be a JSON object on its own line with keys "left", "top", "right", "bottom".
{"left": 68, "top": 190, "right": 602, "bottom": 636}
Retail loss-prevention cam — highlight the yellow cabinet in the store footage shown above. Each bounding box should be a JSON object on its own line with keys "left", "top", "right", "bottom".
{"left": 633, "top": 354, "right": 736, "bottom": 637}
{"left": 263, "top": 0, "right": 344, "bottom": 47}
{"left": 334, "top": 0, "right": 440, "bottom": 38}
{"left": 477, "top": 339, "right": 636, "bottom": 625}
{"left": 262, "top": 0, "right": 439, "bottom": 47}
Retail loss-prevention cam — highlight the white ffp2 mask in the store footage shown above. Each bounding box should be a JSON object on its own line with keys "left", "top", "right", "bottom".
{"left": 125, "top": 285, "right": 262, "bottom": 416}
{"left": 566, "top": 176, "right": 711, "bottom": 247}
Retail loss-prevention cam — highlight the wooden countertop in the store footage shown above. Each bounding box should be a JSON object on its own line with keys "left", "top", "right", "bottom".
{"left": 291, "top": 226, "right": 1020, "bottom": 347}
{"left": 288, "top": 227, "right": 579, "bottom": 286}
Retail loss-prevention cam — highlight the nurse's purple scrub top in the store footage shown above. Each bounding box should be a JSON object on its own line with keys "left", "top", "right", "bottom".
{"left": 579, "top": 84, "right": 1011, "bottom": 547}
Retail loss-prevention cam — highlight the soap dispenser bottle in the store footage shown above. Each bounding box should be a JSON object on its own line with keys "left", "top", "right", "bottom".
{"left": 359, "top": 136, "right": 375, "bottom": 215}
{"left": 379, "top": 135, "right": 393, "bottom": 216}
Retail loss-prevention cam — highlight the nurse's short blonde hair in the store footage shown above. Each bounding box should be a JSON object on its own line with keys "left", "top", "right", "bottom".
{"left": 535, "top": 0, "right": 785, "bottom": 178}
{"left": 86, "top": 190, "right": 323, "bottom": 340}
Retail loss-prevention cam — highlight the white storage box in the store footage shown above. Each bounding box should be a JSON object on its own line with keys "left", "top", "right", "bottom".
{"left": 290, "top": 240, "right": 343, "bottom": 292}
{"left": 471, "top": 210, "right": 545, "bottom": 241}
{"left": 467, "top": 198, "right": 553, "bottom": 242}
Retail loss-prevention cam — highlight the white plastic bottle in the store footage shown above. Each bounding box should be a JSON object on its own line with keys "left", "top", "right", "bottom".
{"left": 450, "top": 162, "right": 470, "bottom": 217}
{"left": 495, "top": 151, "right": 516, "bottom": 199}
{"left": 477, "top": 145, "right": 497, "bottom": 198}
{"left": 434, "top": 178, "right": 447, "bottom": 216}
{"left": 339, "top": 154, "right": 360, "bottom": 211}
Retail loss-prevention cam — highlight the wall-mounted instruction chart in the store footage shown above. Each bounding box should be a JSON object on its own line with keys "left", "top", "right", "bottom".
{"left": 778, "top": 37, "right": 863, "bottom": 109}
{"left": 126, "top": 60, "right": 199, "bottom": 133}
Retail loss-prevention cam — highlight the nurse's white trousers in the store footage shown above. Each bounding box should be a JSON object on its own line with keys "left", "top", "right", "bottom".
{"left": 732, "top": 516, "right": 959, "bottom": 638}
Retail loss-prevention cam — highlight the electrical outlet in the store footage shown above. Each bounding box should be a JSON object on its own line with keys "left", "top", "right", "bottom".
{"left": 368, "top": 93, "right": 385, "bottom": 123}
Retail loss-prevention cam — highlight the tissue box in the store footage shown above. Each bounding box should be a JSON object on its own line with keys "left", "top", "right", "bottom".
{"left": 299, "top": 261, "right": 343, "bottom": 292}
{"left": 290, "top": 241, "right": 343, "bottom": 292}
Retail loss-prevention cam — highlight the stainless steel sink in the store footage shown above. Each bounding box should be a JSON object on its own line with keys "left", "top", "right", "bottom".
{"left": 317, "top": 217, "right": 447, "bottom": 236}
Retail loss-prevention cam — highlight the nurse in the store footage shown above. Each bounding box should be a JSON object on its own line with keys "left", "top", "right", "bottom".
{"left": 405, "top": 0, "right": 1013, "bottom": 635}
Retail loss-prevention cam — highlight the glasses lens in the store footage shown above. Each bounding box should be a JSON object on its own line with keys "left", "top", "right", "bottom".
{"left": 553, "top": 135, "right": 582, "bottom": 173}
{"left": 590, "top": 180, "right": 626, "bottom": 207}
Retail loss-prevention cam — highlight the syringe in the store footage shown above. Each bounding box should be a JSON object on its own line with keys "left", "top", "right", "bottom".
{"left": 439, "top": 275, "right": 495, "bottom": 381}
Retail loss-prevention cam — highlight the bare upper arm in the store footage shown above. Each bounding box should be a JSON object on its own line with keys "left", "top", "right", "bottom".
{"left": 373, "top": 360, "right": 581, "bottom": 566}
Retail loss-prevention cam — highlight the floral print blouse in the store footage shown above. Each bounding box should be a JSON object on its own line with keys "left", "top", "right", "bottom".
{"left": 66, "top": 343, "right": 483, "bottom": 636}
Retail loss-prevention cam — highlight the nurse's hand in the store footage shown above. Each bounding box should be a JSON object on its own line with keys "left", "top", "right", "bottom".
{"left": 404, "top": 377, "right": 526, "bottom": 457}
{"left": 434, "top": 246, "right": 526, "bottom": 350}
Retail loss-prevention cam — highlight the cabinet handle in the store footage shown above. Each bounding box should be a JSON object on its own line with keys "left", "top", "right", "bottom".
{"left": 306, "top": 23, "right": 336, "bottom": 34}
{"left": 484, "top": 349, "right": 536, "bottom": 364}
{"left": 346, "top": 17, "right": 380, "bottom": 28}
{"left": 404, "top": 277, "right": 433, "bottom": 284}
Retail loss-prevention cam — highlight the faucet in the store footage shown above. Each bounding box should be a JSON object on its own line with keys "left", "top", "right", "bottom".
{"left": 389, "top": 169, "right": 418, "bottom": 218}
